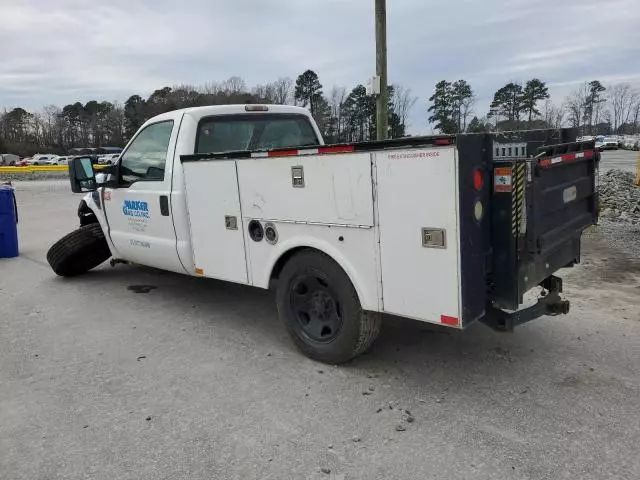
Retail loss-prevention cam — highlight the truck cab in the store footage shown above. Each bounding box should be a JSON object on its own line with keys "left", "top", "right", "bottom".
{"left": 90, "top": 105, "right": 323, "bottom": 275}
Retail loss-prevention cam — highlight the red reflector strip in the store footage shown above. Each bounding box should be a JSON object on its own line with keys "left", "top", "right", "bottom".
{"left": 539, "top": 150, "right": 594, "bottom": 168}
{"left": 319, "top": 145, "right": 355, "bottom": 154}
{"left": 256, "top": 145, "right": 356, "bottom": 158}
{"left": 434, "top": 138, "right": 452, "bottom": 146}
{"left": 267, "top": 149, "right": 299, "bottom": 157}
{"left": 440, "top": 315, "right": 459, "bottom": 326}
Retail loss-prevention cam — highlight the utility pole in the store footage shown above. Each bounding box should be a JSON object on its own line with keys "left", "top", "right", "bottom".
{"left": 375, "top": 0, "right": 388, "bottom": 140}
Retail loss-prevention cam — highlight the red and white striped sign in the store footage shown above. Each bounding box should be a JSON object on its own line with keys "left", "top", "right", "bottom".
{"left": 539, "top": 150, "right": 594, "bottom": 168}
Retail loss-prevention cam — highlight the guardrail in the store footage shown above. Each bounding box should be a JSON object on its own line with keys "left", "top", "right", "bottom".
{"left": 0, "top": 165, "right": 107, "bottom": 173}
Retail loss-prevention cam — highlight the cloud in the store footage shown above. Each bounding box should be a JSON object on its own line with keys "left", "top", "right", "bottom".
{"left": 1, "top": 0, "right": 640, "bottom": 134}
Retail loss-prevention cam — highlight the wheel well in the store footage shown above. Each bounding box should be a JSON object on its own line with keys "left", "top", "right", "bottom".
{"left": 269, "top": 246, "right": 360, "bottom": 298}
{"left": 78, "top": 200, "right": 98, "bottom": 226}
{"left": 269, "top": 247, "right": 310, "bottom": 286}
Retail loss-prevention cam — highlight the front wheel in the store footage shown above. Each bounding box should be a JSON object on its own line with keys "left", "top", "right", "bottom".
{"left": 46, "top": 224, "right": 111, "bottom": 277}
{"left": 276, "top": 250, "right": 381, "bottom": 364}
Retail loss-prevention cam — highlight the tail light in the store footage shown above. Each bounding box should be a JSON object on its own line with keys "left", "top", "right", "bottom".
{"left": 473, "top": 168, "right": 484, "bottom": 191}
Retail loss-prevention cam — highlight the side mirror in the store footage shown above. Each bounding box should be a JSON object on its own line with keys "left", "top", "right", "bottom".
{"left": 69, "top": 156, "right": 97, "bottom": 193}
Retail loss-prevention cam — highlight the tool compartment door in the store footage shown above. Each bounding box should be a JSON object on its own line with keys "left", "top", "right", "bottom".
{"left": 237, "top": 153, "right": 373, "bottom": 226}
{"left": 182, "top": 160, "right": 248, "bottom": 283}
{"left": 375, "top": 147, "right": 461, "bottom": 325}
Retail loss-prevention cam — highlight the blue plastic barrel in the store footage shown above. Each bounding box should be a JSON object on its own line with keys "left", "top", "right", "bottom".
{"left": 0, "top": 184, "right": 19, "bottom": 258}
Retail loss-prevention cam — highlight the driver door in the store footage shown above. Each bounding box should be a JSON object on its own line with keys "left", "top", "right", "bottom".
{"left": 103, "top": 113, "right": 186, "bottom": 273}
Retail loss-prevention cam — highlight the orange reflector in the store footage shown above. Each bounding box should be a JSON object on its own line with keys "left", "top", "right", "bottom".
{"left": 195, "top": 268, "right": 204, "bottom": 276}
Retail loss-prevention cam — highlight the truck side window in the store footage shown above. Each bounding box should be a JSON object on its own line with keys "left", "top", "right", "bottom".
{"left": 120, "top": 120, "right": 174, "bottom": 184}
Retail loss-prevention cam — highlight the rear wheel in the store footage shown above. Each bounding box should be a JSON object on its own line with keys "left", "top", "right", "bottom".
{"left": 46, "top": 224, "right": 111, "bottom": 277}
{"left": 276, "top": 250, "right": 381, "bottom": 364}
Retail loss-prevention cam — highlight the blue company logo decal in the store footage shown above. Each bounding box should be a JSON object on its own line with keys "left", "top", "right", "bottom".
{"left": 123, "top": 200, "right": 150, "bottom": 218}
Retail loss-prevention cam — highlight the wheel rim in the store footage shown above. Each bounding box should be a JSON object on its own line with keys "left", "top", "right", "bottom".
{"left": 289, "top": 273, "right": 343, "bottom": 343}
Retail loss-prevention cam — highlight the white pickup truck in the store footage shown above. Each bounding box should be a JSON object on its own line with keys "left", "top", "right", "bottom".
{"left": 48, "top": 104, "right": 600, "bottom": 363}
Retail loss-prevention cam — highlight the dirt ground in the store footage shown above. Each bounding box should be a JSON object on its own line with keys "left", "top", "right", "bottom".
{"left": 1, "top": 181, "right": 639, "bottom": 480}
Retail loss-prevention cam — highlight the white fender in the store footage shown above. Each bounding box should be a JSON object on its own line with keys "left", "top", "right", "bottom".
{"left": 254, "top": 230, "right": 380, "bottom": 312}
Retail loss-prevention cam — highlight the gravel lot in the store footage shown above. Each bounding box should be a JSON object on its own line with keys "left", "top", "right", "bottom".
{"left": 1, "top": 181, "right": 639, "bottom": 480}
{"left": 599, "top": 149, "right": 639, "bottom": 172}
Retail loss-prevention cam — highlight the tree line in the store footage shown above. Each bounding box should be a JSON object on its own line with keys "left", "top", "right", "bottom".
{"left": 0, "top": 71, "right": 417, "bottom": 157}
{"left": 429, "top": 78, "right": 640, "bottom": 136}
{"left": 2, "top": 70, "right": 639, "bottom": 156}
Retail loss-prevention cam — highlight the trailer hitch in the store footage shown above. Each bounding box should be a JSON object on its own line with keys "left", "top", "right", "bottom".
{"left": 481, "top": 276, "right": 570, "bottom": 332}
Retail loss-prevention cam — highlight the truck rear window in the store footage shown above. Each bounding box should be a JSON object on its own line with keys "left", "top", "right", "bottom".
{"left": 195, "top": 114, "right": 319, "bottom": 154}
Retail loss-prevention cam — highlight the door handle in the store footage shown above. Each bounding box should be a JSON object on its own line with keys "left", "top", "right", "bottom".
{"left": 159, "top": 195, "right": 169, "bottom": 216}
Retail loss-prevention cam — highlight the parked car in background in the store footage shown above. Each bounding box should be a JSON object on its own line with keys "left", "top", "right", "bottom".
{"left": 28, "top": 154, "right": 58, "bottom": 165}
{"left": 46, "top": 156, "right": 71, "bottom": 165}
{"left": 0, "top": 153, "right": 20, "bottom": 165}
{"left": 595, "top": 136, "right": 605, "bottom": 150}
{"left": 601, "top": 136, "right": 619, "bottom": 150}
{"left": 98, "top": 153, "right": 120, "bottom": 165}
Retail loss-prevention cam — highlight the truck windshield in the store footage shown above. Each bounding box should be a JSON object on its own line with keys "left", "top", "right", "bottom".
{"left": 195, "top": 114, "right": 319, "bottom": 153}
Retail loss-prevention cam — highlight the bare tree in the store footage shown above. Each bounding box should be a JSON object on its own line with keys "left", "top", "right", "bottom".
{"left": 542, "top": 98, "right": 565, "bottom": 129}
{"left": 252, "top": 84, "right": 277, "bottom": 103}
{"left": 460, "top": 94, "right": 476, "bottom": 131}
{"left": 391, "top": 85, "right": 417, "bottom": 131}
{"left": 31, "top": 112, "right": 44, "bottom": 146}
{"left": 41, "top": 105, "right": 61, "bottom": 146}
{"left": 202, "top": 81, "right": 220, "bottom": 95}
{"left": 272, "top": 77, "right": 294, "bottom": 105}
{"left": 632, "top": 99, "right": 640, "bottom": 134}
{"left": 609, "top": 83, "right": 638, "bottom": 133}
{"left": 329, "top": 86, "right": 347, "bottom": 140}
{"left": 593, "top": 96, "right": 607, "bottom": 128}
{"left": 220, "top": 76, "right": 247, "bottom": 94}
{"left": 565, "top": 83, "right": 589, "bottom": 130}
{"left": 105, "top": 102, "right": 125, "bottom": 146}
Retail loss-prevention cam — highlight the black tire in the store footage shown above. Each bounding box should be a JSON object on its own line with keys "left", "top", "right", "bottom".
{"left": 276, "top": 250, "right": 381, "bottom": 364}
{"left": 46, "top": 224, "right": 111, "bottom": 277}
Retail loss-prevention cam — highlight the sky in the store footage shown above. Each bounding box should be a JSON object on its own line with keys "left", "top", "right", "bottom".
{"left": 1, "top": 0, "right": 640, "bottom": 134}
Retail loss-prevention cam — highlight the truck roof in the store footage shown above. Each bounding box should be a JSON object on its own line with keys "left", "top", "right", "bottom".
{"left": 148, "top": 104, "right": 313, "bottom": 124}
